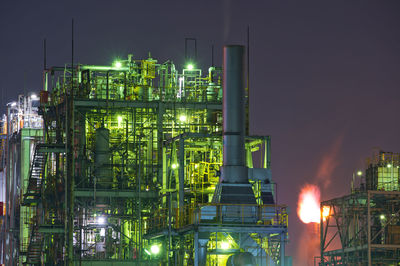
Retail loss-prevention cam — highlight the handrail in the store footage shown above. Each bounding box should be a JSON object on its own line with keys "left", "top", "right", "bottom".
{"left": 146, "top": 203, "right": 288, "bottom": 234}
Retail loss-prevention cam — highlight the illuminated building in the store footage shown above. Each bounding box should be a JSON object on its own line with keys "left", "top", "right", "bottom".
{"left": 1, "top": 46, "right": 288, "bottom": 265}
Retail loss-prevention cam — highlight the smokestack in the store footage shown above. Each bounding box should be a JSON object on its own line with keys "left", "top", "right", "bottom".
{"left": 215, "top": 45, "right": 256, "bottom": 204}
{"left": 223, "top": 45, "right": 246, "bottom": 181}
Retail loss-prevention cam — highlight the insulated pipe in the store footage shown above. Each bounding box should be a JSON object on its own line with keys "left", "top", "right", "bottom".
{"left": 222, "top": 45, "right": 248, "bottom": 183}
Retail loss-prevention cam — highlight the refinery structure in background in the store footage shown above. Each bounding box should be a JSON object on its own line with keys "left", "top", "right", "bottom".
{"left": 0, "top": 45, "right": 289, "bottom": 265}
{"left": 319, "top": 152, "right": 400, "bottom": 265}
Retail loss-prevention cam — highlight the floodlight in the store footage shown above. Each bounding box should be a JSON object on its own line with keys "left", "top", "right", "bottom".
{"left": 114, "top": 61, "right": 122, "bottom": 68}
{"left": 186, "top": 63, "right": 194, "bottom": 70}
{"left": 97, "top": 216, "right": 106, "bottom": 225}
{"left": 179, "top": 115, "right": 187, "bottom": 122}
{"left": 356, "top": 171, "right": 362, "bottom": 176}
{"left": 150, "top": 244, "right": 160, "bottom": 254}
{"left": 171, "top": 163, "right": 178, "bottom": 169}
{"left": 220, "top": 242, "right": 229, "bottom": 250}
{"left": 31, "top": 94, "right": 38, "bottom": 100}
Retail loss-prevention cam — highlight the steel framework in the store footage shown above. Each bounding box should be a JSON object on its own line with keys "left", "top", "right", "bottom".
{"left": 320, "top": 152, "right": 400, "bottom": 265}
{"left": 2, "top": 47, "right": 288, "bottom": 265}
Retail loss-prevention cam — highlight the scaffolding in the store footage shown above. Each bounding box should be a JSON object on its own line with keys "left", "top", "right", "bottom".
{"left": 3, "top": 49, "right": 288, "bottom": 265}
{"left": 319, "top": 151, "right": 400, "bottom": 265}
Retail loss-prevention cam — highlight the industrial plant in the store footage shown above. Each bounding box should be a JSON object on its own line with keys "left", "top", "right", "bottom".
{"left": 0, "top": 45, "right": 288, "bottom": 265}
{"left": 319, "top": 152, "right": 400, "bottom": 265}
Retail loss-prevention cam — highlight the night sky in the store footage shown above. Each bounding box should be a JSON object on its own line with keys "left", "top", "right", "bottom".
{"left": 1, "top": 1, "right": 400, "bottom": 264}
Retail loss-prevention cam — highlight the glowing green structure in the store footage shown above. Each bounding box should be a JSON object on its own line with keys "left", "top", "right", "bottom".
{"left": 3, "top": 48, "right": 288, "bottom": 265}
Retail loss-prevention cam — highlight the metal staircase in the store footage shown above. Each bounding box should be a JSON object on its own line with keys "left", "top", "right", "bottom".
{"left": 24, "top": 144, "right": 47, "bottom": 204}
{"left": 24, "top": 144, "right": 47, "bottom": 265}
{"left": 26, "top": 223, "right": 44, "bottom": 265}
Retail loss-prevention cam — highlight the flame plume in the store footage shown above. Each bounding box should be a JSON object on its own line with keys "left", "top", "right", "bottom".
{"left": 297, "top": 184, "right": 321, "bottom": 224}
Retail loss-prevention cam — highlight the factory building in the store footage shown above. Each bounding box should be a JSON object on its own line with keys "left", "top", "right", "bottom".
{"left": 0, "top": 45, "right": 288, "bottom": 265}
{"left": 319, "top": 151, "right": 400, "bottom": 265}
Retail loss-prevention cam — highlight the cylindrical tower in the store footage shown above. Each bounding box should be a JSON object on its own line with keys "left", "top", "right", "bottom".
{"left": 222, "top": 45, "right": 247, "bottom": 184}
{"left": 216, "top": 45, "right": 256, "bottom": 204}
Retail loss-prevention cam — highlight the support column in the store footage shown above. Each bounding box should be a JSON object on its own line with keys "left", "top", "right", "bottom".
{"left": 193, "top": 232, "right": 209, "bottom": 266}
{"left": 65, "top": 88, "right": 75, "bottom": 266}
{"left": 157, "top": 103, "right": 164, "bottom": 184}
{"left": 198, "top": 238, "right": 208, "bottom": 266}
{"left": 367, "top": 191, "right": 371, "bottom": 266}
{"left": 280, "top": 232, "right": 285, "bottom": 266}
{"left": 194, "top": 231, "right": 199, "bottom": 266}
{"left": 320, "top": 202, "right": 324, "bottom": 265}
{"left": 178, "top": 138, "right": 185, "bottom": 211}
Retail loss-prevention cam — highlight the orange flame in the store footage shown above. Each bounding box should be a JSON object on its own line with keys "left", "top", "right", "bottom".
{"left": 297, "top": 184, "right": 321, "bottom": 224}
{"left": 322, "top": 206, "right": 330, "bottom": 222}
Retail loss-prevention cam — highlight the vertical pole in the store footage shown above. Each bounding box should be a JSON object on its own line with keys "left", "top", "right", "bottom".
{"left": 66, "top": 18, "right": 75, "bottom": 266}
{"left": 5, "top": 106, "right": 10, "bottom": 265}
{"left": 280, "top": 232, "right": 285, "bottom": 266}
{"left": 194, "top": 39, "right": 197, "bottom": 60}
{"left": 211, "top": 44, "right": 214, "bottom": 67}
{"left": 267, "top": 136, "right": 271, "bottom": 169}
{"left": 158, "top": 103, "right": 164, "bottom": 184}
{"left": 246, "top": 25, "right": 250, "bottom": 136}
{"left": 179, "top": 137, "right": 184, "bottom": 211}
{"left": 194, "top": 231, "right": 199, "bottom": 266}
{"left": 43, "top": 38, "right": 47, "bottom": 71}
{"left": 367, "top": 191, "right": 371, "bottom": 266}
{"left": 70, "top": 18, "right": 75, "bottom": 266}
{"left": 138, "top": 136, "right": 142, "bottom": 262}
{"left": 320, "top": 202, "right": 324, "bottom": 265}
{"left": 168, "top": 192, "right": 172, "bottom": 266}
{"left": 43, "top": 39, "right": 48, "bottom": 92}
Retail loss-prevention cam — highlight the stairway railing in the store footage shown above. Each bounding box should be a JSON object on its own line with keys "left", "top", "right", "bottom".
{"left": 24, "top": 144, "right": 47, "bottom": 265}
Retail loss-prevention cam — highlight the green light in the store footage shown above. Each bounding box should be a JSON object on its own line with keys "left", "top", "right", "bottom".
{"left": 380, "top": 214, "right": 385, "bottom": 220}
{"left": 150, "top": 244, "right": 160, "bottom": 254}
{"left": 186, "top": 63, "right": 194, "bottom": 70}
{"left": 387, "top": 164, "right": 392, "bottom": 168}
{"left": 220, "top": 242, "right": 229, "bottom": 250}
{"left": 117, "top": 115, "right": 123, "bottom": 127}
{"left": 356, "top": 171, "right": 362, "bottom": 176}
{"left": 172, "top": 163, "right": 178, "bottom": 169}
{"left": 114, "top": 61, "right": 122, "bottom": 68}
{"left": 179, "top": 114, "right": 187, "bottom": 122}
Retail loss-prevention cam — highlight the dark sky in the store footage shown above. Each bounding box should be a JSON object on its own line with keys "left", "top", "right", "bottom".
{"left": 1, "top": 1, "right": 400, "bottom": 264}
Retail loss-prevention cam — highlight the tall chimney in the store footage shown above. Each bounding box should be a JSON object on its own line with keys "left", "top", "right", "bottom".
{"left": 215, "top": 45, "right": 256, "bottom": 204}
